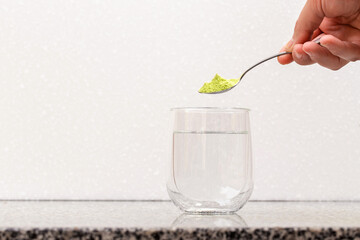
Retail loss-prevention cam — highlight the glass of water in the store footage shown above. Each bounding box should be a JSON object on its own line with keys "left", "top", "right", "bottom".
{"left": 167, "top": 107, "right": 253, "bottom": 214}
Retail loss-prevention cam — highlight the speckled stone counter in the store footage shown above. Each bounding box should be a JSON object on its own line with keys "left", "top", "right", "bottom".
{"left": 0, "top": 201, "right": 359, "bottom": 239}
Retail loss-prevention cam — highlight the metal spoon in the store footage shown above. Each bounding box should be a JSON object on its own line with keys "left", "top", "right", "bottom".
{"left": 201, "top": 38, "right": 321, "bottom": 94}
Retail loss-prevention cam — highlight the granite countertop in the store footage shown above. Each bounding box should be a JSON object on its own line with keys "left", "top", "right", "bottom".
{"left": 0, "top": 201, "right": 359, "bottom": 239}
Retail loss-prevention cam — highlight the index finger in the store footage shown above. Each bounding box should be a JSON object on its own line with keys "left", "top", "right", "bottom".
{"left": 286, "top": 0, "right": 325, "bottom": 51}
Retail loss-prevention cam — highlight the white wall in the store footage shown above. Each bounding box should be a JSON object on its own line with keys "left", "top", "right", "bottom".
{"left": 0, "top": 0, "right": 359, "bottom": 200}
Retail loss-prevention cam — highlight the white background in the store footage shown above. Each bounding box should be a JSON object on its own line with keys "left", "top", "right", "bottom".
{"left": 0, "top": 0, "right": 359, "bottom": 200}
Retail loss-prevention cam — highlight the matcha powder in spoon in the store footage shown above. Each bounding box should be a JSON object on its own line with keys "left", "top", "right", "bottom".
{"left": 198, "top": 74, "right": 239, "bottom": 93}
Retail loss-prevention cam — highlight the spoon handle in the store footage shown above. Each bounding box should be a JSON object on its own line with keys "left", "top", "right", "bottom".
{"left": 240, "top": 52, "right": 291, "bottom": 81}
{"left": 240, "top": 37, "right": 323, "bottom": 81}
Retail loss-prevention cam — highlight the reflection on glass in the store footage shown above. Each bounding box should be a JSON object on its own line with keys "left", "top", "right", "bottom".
{"left": 171, "top": 213, "right": 247, "bottom": 228}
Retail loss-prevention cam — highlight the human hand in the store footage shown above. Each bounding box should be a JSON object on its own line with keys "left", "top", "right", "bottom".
{"left": 278, "top": 0, "right": 360, "bottom": 70}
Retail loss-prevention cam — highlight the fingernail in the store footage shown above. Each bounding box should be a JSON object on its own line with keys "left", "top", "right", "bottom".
{"left": 294, "top": 51, "right": 302, "bottom": 59}
{"left": 313, "top": 36, "right": 321, "bottom": 44}
{"left": 319, "top": 40, "right": 327, "bottom": 47}
{"left": 284, "top": 39, "right": 294, "bottom": 51}
{"left": 303, "top": 49, "right": 313, "bottom": 57}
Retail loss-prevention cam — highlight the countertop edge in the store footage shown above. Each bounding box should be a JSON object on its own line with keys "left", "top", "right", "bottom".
{"left": 1, "top": 227, "right": 360, "bottom": 240}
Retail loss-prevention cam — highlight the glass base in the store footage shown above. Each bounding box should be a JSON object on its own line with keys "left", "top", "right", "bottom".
{"left": 167, "top": 187, "right": 253, "bottom": 214}
{"left": 171, "top": 213, "right": 248, "bottom": 228}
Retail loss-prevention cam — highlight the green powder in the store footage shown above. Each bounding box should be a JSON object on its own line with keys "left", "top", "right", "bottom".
{"left": 198, "top": 74, "right": 239, "bottom": 93}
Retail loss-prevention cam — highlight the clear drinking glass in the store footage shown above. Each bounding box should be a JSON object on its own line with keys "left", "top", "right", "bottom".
{"left": 167, "top": 107, "right": 253, "bottom": 214}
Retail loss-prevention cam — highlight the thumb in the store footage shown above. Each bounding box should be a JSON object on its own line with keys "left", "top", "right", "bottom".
{"left": 285, "top": 0, "right": 325, "bottom": 51}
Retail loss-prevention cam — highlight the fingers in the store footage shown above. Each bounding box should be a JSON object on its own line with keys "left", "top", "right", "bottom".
{"left": 278, "top": 0, "right": 325, "bottom": 64}
{"left": 278, "top": 38, "right": 351, "bottom": 70}
{"left": 287, "top": 0, "right": 325, "bottom": 51}
{"left": 310, "top": 28, "right": 323, "bottom": 40}
{"left": 277, "top": 54, "right": 293, "bottom": 65}
{"left": 277, "top": 46, "right": 293, "bottom": 65}
{"left": 319, "top": 19, "right": 360, "bottom": 43}
{"left": 292, "top": 44, "right": 314, "bottom": 65}
{"left": 320, "top": 35, "right": 360, "bottom": 62}
{"left": 277, "top": 32, "right": 323, "bottom": 65}
{"left": 302, "top": 41, "right": 349, "bottom": 70}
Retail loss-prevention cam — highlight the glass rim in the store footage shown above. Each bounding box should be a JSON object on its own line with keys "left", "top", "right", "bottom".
{"left": 170, "top": 107, "right": 250, "bottom": 112}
